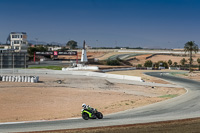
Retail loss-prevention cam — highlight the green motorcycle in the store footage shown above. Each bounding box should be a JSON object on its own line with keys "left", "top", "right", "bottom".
{"left": 81, "top": 108, "right": 103, "bottom": 120}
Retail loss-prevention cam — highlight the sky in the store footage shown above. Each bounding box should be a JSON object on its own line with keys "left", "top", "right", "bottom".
{"left": 0, "top": 0, "right": 200, "bottom": 48}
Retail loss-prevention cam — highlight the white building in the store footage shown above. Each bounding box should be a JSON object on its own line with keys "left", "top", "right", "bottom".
{"left": 48, "top": 46, "right": 62, "bottom": 51}
{"left": 9, "top": 32, "right": 28, "bottom": 52}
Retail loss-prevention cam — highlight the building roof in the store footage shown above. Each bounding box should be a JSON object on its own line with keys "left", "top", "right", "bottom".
{"left": 10, "top": 32, "right": 27, "bottom": 34}
{"left": 0, "top": 44, "right": 10, "bottom": 46}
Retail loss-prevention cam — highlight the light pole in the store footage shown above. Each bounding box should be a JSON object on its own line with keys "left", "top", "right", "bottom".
{"left": 35, "top": 38, "right": 38, "bottom": 45}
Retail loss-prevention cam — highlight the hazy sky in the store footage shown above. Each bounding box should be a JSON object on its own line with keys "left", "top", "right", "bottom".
{"left": 0, "top": 0, "right": 200, "bottom": 48}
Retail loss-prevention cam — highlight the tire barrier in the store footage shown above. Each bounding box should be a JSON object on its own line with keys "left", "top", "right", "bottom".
{"left": 0, "top": 75, "right": 39, "bottom": 83}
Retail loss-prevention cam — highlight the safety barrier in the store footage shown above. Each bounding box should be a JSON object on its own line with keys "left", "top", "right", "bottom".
{"left": 0, "top": 75, "right": 39, "bottom": 83}
{"left": 61, "top": 70, "right": 142, "bottom": 82}
{"left": 62, "top": 66, "right": 99, "bottom": 71}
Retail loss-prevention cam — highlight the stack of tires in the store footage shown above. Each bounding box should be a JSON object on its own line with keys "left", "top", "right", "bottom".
{"left": 0, "top": 75, "right": 39, "bottom": 83}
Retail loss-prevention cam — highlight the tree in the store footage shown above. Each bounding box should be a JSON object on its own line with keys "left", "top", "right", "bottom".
{"left": 27, "top": 47, "right": 37, "bottom": 57}
{"left": 144, "top": 60, "right": 153, "bottom": 67}
{"left": 180, "top": 58, "right": 187, "bottom": 66}
{"left": 27, "top": 46, "right": 48, "bottom": 57}
{"left": 66, "top": 40, "right": 78, "bottom": 49}
{"left": 168, "top": 59, "right": 172, "bottom": 66}
{"left": 37, "top": 45, "right": 48, "bottom": 51}
{"left": 137, "top": 64, "right": 142, "bottom": 68}
{"left": 155, "top": 61, "right": 168, "bottom": 69}
{"left": 173, "top": 62, "right": 178, "bottom": 67}
{"left": 106, "top": 59, "right": 120, "bottom": 66}
{"left": 184, "top": 41, "right": 199, "bottom": 72}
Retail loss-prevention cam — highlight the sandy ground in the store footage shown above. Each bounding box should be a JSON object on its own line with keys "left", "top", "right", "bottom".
{"left": 122, "top": 54, "right": 200, "bottom": 66}
{"left": 57, "top": 52, "right": 108, "bottom": 60}
{"left": 0, "top": 74, "right": 185, "bottom": 123}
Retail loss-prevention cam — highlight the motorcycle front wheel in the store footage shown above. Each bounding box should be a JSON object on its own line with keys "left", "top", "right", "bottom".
{"left": 82, "top": 113, "right": 89, "bottom": 120}
{"left": 96, "top": 112, "right": 103, "bottom": 119}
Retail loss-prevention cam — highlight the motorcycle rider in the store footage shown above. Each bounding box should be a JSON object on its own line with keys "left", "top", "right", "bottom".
{"left": 82, "top": 103, "right": 95, "bottom": 114}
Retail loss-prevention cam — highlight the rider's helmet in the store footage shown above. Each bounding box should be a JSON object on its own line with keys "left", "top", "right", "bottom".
{"left": 82, "top": 103, "right": 86, "bottom": 108}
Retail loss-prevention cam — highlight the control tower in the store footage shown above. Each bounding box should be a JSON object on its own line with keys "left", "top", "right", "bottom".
{"left": 81, "top": 40, "right": 88, "bottom": 63}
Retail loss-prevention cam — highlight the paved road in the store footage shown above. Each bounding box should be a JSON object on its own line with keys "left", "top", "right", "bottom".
{"left": 1, "top": 72, "right": 200, "bottom": 132}
{"left": 107, "top": 53, "right": 143, "bottom": 60}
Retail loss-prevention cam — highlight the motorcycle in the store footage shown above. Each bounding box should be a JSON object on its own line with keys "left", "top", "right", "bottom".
{"left": 81, "top": 108, "right": 103, "bottom": 120}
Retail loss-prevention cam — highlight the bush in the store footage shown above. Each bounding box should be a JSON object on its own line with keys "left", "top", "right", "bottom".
{"left": 155, "top": 61, "right": 168, "bottom": 68}
{"left": 137, "top": 64, "right": 142, "bottom": 68}
{"left": 144, "top": 60, "right": 153, "bottom": 67}
{"left": 106, "top": 60, "right": 120, "bottom": 66}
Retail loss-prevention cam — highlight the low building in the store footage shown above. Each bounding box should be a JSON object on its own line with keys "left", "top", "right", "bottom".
{"left": 48, "top": 46, "right": 62, "bottom": 51}
{"left": 0, "top": 44, "right": 10, "bottom": 49}
{"left": 8, "top": 32, "right": 28, "bottom": 52}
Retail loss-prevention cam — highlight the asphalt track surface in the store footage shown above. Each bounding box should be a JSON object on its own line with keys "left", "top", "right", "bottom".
{"left": 1, "top": 72, "right": 200, "bottom": 132}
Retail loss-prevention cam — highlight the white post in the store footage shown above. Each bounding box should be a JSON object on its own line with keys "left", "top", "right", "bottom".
{"left": 13, "top": 53, "right": 14, "bottom": 75}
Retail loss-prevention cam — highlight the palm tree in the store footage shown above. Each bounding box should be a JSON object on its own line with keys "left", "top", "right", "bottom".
{"left": 184, "top": 41, "right": 199, "bottom": 72}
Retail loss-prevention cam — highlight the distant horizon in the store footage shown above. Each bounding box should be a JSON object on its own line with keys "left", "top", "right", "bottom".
{"left": 0, "top": 32, "right": 197, "bottom": 49}
{"left": 1, "top": 0, "right": 200, "bottom": 49}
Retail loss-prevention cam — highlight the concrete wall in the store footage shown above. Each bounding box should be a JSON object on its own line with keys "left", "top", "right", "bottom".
{"left": 62, "top": 70, "right": 142, "bottom": 82}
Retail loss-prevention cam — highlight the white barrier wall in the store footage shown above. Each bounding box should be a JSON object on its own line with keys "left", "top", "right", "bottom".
{"left": 101, "top": 67, "right": 136, "bottom": 72}
{"left": 62, "top": 64, "right": 99, "bottom": 71}
{"left": 62, "top": 66, "right": 141, "bottom": 81}
{"left": 61, "top": 70, "right": 142, "bottom": 82}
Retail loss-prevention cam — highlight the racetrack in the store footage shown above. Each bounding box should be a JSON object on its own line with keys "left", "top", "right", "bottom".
{"left": 1, "top": 72, "right": 200, "bottom": 132}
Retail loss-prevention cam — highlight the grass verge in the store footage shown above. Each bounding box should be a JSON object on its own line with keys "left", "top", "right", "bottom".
{"left": 28, "top": 66, "right": 63, "bottom": 70}
{"left": 158, "top": 94, "right": 178, "bottom": 98}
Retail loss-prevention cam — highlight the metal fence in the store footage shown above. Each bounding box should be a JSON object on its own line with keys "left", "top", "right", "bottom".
{"left": 0, "top": 52, "right": 28, "bottom": 68}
